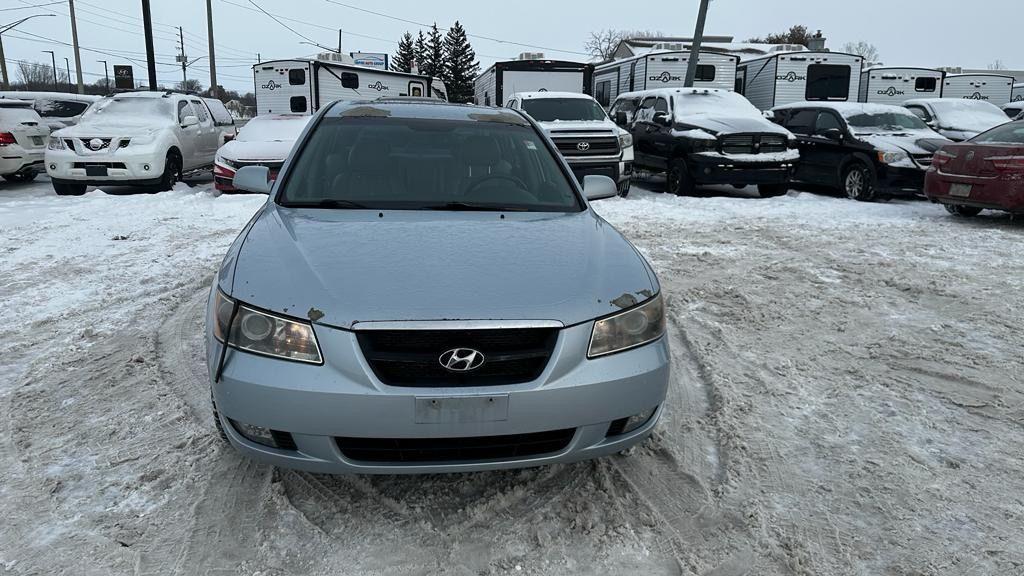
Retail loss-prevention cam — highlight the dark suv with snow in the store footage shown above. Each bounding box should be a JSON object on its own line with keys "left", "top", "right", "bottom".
{"left": 622, "top": 88, "right": 798, "bottom": 197}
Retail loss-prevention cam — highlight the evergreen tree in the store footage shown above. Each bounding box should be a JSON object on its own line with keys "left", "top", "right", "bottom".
{"left": 442, "top": 21, "right": 479, "bottom": 104}
{"left": 422, "top": 23, "right": 446, "bottom": 80}
{"left": 393, "top": 32, "right": 416, "bottom": 73}
{"left": 413, "top": 30, "right": 428, "bottom": 73}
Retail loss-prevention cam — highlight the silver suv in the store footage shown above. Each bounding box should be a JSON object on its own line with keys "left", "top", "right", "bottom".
{"left": 206, "top": 98, "right": 669, "bottom": 474}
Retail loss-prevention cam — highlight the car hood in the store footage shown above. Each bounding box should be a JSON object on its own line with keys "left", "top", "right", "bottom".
{"left": 219, "top": 139, "right": 297, "bottom": 162}
{"left": 853, "top": 130, "right": 951, "bottom": 154}
{"left": 540, "top": 120, "right": 618, "bottom": 133}
{"left": 229, "top": 207, "right": 657, "bottom": 328}
{"left": 676, "top": 115, "right": 791, "bottom": 137}
{"left": 54, "top": 121, "right": 166, "bottom": 138}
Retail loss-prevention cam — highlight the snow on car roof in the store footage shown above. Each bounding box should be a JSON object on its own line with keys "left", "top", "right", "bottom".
{"left": 0, "top": 98, "right": 34, "bottom": 107}
{"left": 512, "top": 91, "right": 594, "bottom": 100}
{"left": 773, "top": 101, "right": 920, "bottom": 118}
{"left": 0, "top": 91, "right": 100, "bottom": 103}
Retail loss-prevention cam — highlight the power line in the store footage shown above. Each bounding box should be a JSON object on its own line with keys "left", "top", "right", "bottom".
{"left": 5, "top": 30, "right": 179, "bottom": 68}
{"left": 0, "top": 1, "right": 63, "bottom": 11}
{"left": 243, "top": 0, "right": 320, "bottom": 46}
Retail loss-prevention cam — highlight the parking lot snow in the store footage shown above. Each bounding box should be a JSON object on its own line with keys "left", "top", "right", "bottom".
{"left": 1, "top": 177, "right": 1022, "bottom": 575}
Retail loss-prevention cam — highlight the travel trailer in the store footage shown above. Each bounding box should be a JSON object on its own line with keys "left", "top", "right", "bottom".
{"left": 473, "top": 58, "right": 593, "bottom": 107}
{"left": 253, "top": 59, "right": 447, "bottom": 116}
{"left": 1013, "top": 83, "right": 1024, "bottom": 103}
{"left": 858, "top": 67, "right": 945, "bottom": 104}
{"left": 592, "top": 50, "right": 739, "bottom": 107}
{"left": 736, "top": 51, "right": 864, "bottom": 110}
{"left": 941, "top": 74, "right": 1014, "bottom": 105}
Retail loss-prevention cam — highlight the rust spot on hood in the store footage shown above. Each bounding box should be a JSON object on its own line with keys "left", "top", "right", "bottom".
{"left": 307, "top": 307, "right": 325, "bottom": 322}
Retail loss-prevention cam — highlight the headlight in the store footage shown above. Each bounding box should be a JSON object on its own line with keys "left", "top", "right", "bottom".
{"left": 618, "top": 132, "right": 633, "bottom": 148}
{"left": 588, "top": 294, "right": 666, "bottom": 358}
{"left": 213, "top": 290, "right": 322, "bottom": 364}
{"left": 47, "top": 137, "right": 65, "bottom": 151}
{"left": 877, "top": 150, "right": 908, "bottom": 165}
{"left": 215, "top": 155, "right": 238, "bottom": 169}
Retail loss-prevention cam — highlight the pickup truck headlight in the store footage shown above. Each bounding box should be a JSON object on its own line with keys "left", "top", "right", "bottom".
{"left": 588, "top": 294, "right": 666, "bottom": 358}
{"left": 47, "top": 137, "right": 66, "bottom": 151}
{"left": 618, "top": 132, "right": 633, "bottom": 149}
{"left": 877, "top": 150, "right": 908, "bottom": 165}
{"left": 213, "top": 291, "right": 322, "bottom": 364}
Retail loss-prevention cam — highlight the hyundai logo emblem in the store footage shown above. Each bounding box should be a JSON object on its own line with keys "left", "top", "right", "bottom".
{"left": 439, "top": 348, "right": 486, "bottom": 372}
{"left": 577, "top": 141, "right": 591, "bottom": 152}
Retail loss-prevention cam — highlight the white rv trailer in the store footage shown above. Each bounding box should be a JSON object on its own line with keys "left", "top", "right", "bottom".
{"left": 1013, "top": 83, "right": 1024, "bottom": 103}
{"left": 253, "top": 59, "right": 447, "bottom": 116}
{"left": 858, "top": 67, "right": 945, "bottom": 104}
{"left": 736, "top": 51, "right": 864, "bottom": 110}
{"left": 473, "top": 60, "right": 594, "bottom": 107}
{"left": 592, "top": 50, "right": 739, "bottom": 107}
{"left": 941, "top": 74, "right": 1015, "bottom": 105}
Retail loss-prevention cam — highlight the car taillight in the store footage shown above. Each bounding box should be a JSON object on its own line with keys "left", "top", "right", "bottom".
{"left": 932, "top": 150, "right": 956, "bottom": 167}
{"left": 986, "top": 156, "right": 1024, "bottom": 172}
{"left": 0, "top": 132, "right": 16, "bottom": 146}
{"left": 213, "top": 163, "right": 235, "bottom": 178}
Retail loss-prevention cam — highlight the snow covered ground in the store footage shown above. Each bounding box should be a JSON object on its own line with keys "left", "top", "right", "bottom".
{"left": 1, "top": 175, "right": 1022, "bottom": 575}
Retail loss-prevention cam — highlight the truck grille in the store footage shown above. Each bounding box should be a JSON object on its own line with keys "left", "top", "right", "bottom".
{"left": 912, "top": 153, "right": 933, "bottom": 167}
{"left": 720, "top": 134, "right": 788, "bottom": 155}
{"left": 336, "top": 428, "right": 576, "bottom": 463}
{"left": 356, "top": 328, "right": 558, "bottom": 387}
{"left": 553, "top": 136, "right": 620, "bottom": 158}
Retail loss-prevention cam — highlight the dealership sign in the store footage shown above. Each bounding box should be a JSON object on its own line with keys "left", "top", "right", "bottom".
{"left": 351, "top": 52, "right": 389, "bottom": 70}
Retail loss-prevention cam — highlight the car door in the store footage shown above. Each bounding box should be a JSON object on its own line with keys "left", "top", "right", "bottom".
{"left": 175, "top": 100, "right": 201, "bottom": 169}
{"left": 631, "top": 96, "right": 659, "bottom": 168}
{"left": 783, "top": 108, "right": 826, "bottom": 184}
{"left": 646, "top": 96, "right": 673, "bottom": 170}
{"left": 807, "top": 110, "right": 850, "bottom": 188}
{"left": 190, "top": 99, "right": 220, "bottom": 165}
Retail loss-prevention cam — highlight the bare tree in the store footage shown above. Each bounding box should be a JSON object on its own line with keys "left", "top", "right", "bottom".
{"left": 842, "top": 41, "right": 880, "bottom": 64}
{"left": 585, "top": 29, "right": 664, "bottom": 61}
{"left": 15, "top": 61, "right": 70, "bottom": 91}
{"left": 988, "top": 59, "right": 1007, "bottom": 70}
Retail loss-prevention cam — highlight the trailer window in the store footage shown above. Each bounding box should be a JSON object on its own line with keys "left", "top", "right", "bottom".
{"left": 915, "top": 77, "right": 937, "bottom": 93}
{"left": 290, "top": 96, "right": 307, "bottom": 113}
{"left": 595, "top": 80, "right": 611, "bottom": 106}
{"left": 289, "top": 68, "right": 305, "bottom": 86}
{"left": 806, "top": 64, "right": 851, "bottom": 101}
{"left": 694, "top": 65, "right": 716, "bottom": 82}
{"left": 341, "top": 72, "right": 359, "bottom": 90}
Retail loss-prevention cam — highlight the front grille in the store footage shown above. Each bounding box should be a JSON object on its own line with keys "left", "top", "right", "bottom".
{"left": 336, "top": 428, "right": 576, "bottom": 463}
{"left": 912, "top": 153, "right": 933, "bottom": 167}
{"left": 73, "top": 162, "right": 127, "bottom": 169}
{"left": 553, "top": 136, "right": 620, "bottom": 157}
{"left": 356, "top": 328, "right": 558, "bottom": 387}
{"left": 78, "top": 137, "right": 113, "bottom": 151}
{"left": 720, "top": 134, "right": 788, "bottom": 155}
{"left": 235, "top": 160, "right": 284, "bottom": 169}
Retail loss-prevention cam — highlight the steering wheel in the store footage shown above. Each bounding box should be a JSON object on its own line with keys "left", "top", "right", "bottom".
{"left": 464, "top": 173, "right": 529, "bottom": 198}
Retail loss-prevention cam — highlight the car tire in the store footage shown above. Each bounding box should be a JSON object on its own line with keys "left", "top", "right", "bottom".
{"left": 842, "top": 162, "right": 875, "bottom": 202}
{"left": 945, "top": 204, "right": 982, "bottom": 217}
{"left": 2, "top": 170, "right": 37, "bottom": 183}
{"left": 156, "top": 152, "right": 181, "bottom": 192}
{"left": 211, "top": 392, "right": 229, "bottom": 443}
{"left": 617, "top": 179, "right": 631, "bottom": 197}
{"left": 757, "top": 184, "right": 788, "bottom": 198}
{"left": 667, "top": 159, "right": 694, "bottom": 196}
{"left": 53, "top": 181, "right": 87, "bottom": 196}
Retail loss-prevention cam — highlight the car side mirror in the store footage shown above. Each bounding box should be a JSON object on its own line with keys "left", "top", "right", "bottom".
{"left": 583, "top": 174, "right": 618, "bottom": 201}
{"left": 232, "top": 165, "right": 272, "bottom": 194}
{"left": 181, "top": 115, "right": 199, "bottom": 128}
{"left": 614, "top": 111, "right": 628, "bottom": 125}
{"left": 653, "top": 112, "right": 671, "bottom": 127}
{"left": 822, "top": 128, "right": 844, "bottom": 141}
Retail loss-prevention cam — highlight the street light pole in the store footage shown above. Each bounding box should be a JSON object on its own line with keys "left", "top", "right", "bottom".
{"left": 98, "top": 59, "right": 109, "bottom": 93}
{"left": 64, "top": 57, "right": 72, "bottom": 93}
{"left": 43, "top": 49, "right": 57, "bottom": 90}
{"left": 0, "top": 14, "right": 57, "bottom": 90}
{"left": 683, "top": 0, "right": 711, "bottom": 88}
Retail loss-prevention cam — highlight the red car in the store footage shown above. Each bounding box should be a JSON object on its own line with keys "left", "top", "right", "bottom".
{"left": 925, "top": 121, "right": 1024, "bottom": 216}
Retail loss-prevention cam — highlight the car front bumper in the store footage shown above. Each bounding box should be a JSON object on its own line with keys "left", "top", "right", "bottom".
{"left": 45, "top": 146, "right": 167, "bottom": 184}
{"left": 876, "top": 164, "right": 926, "bottom": 195}
{"left": 688, "top": 154, "right": 795, "bottom": 186}
{"left": 206, "top": 302, "right": 671, "bottom": 475}
{"left": 0, "top": 146, "right": 44, "bottom": 176}
{"left": 925, "top": 170, "right": 1024, "bottom": 212}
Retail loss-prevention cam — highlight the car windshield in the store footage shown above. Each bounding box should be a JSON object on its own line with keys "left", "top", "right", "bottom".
{"left": 521, "top": 98, "right": 608, "bottom": 122}
{"left": 81, "top": 97, "right": 172, "bottom": 123}
{"left": 846, "top": 111, "right": 929, "bottom": 132}
{"left": 238, "top": 116, "right": 311, "bottom": 142}
{"left": 278, "top": 116, "right": 582, "bottom": 212}
{"left": 972, "top": 122, "right": 1024, "bottom": 144}
{"left": 674, "top": 91, "right": 762, "bottom": 118}
{"left": 928, "top": 100, "right": 1008, "bottom": 131}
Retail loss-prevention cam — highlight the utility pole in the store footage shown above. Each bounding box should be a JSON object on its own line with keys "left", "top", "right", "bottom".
{"left": 43, "top": 49, "right": 57, "bottom": 89}
{"left": 64, "top": 57, "right": 71, "bottom": 92}
{"left": 338, "top": 29, "right": 342, "bottom": 55}
{"left": 68, "top": 0, "right": 84, "bottom": 93}
{"left": 177, "top": 26, "right": 187, "bottom": 88}
{"left": 205, "top": 0, "right": 217, "bottom": 97}
{"left": 141, "top": 0, "right": 157, "bottom": 90}
{"left": 98, "top": 59, "right": 109, "bottom": 92}
{"left": 683, "top": 0, "right": 711, "bottom": 88}
{"left": 0, "top": 14, "right": 57, "bottom": 90}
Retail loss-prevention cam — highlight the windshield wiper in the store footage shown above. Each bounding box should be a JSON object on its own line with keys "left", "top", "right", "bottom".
{"left": 420, "top": 202, "right": 528, "bottom": 212}
{"left": 281, "top": 199, "right": 368, "bottom": 209}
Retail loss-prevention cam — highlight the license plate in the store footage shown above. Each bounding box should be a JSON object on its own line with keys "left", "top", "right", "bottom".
{"left": 949, "top": 183, "right": 972, "bottom": 197}
{"left": 414, "top": 395, "right": 509, "bottom": 424}
{"left": 31, "top": 136, "right": 44, "bottom": 146}
{"left": 85, "top": 165, "right": 108, "bottom": 177}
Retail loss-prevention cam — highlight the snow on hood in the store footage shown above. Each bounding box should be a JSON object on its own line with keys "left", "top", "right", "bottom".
{"left": 676, "top": 115, "right": 791, "bottom": 136}
{"left": 53, "top": 120, "right": 167, "bottom": 138}
{"left": 926, "top": 100, "right": 1010, "bottom": 133}
{"left": 228, "top": 207, "right": 657, "bottom": 328}
{"left": 218, "top": 139, "right": 298, "bottom": 162}
{"left": 540, "top": 119, "right": 617, "bottom": 132}
{"left": 854, "top": 129, "right": 950, "bottom": 155}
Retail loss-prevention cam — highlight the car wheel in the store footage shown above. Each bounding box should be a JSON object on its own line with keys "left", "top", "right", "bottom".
{"left": 945, "top": 204, "right": 982, "bottom": 217}
{"left": 2, "top": 170, "right": 37, "bottom": 183}
{"left": 156, "top": 153, "right": 181, "bottom": 192}
{"left": 53, "top": 181, "right": 87, "bottom": 196}
{"left": 842, "top": 162, "right": 875, "bottom": 202}
{"left": 757, "top": 184, "right": 788, "bottom": 198}
{"left": 211, "top": 392, "right": 229, "bottom": 442}
{"left": 667, "top": 159, "right": 694, "bottom": 196}
{"left": 617, "top": 179, "right": 631, "bottom": 197}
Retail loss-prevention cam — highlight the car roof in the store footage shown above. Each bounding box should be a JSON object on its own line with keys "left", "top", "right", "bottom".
{"left": 325, "top": 99, "right": 531, "bottom": 126}
{"left": 0, "top": 91, "right": 100, "bottom": 102}
{"left": 511, "top": 91, "right": 594, "bottom": 101}
{"left": 615, "top": 87, "right": 737, "bottom": 101}
{"left": 773, "top": 102, "right": 915, "bottom": 115}
{"left": 0, "top": 98, "right": 34, "bottom": 108}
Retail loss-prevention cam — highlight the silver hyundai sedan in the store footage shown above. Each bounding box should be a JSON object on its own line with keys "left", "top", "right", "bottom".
{"left": 206, "top": 99, "right": 669, "bottom": 474}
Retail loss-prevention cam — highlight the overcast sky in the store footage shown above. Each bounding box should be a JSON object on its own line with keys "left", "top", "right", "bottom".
{"left": 2, "top": 0, "right": 1019, "bottom": 93}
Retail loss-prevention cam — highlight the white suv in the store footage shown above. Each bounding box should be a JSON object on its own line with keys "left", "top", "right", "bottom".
{"left": 0, "top": 99, "right": 50, "bottom": 183}
{"left": 505, "top": 91, "right": 634, "bottom": 196}
{"left": 45, "top": 91, "right": 228, "bottom": 196}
